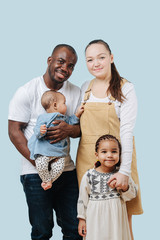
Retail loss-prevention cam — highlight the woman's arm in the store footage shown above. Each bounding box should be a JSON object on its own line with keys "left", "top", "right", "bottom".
{"left": 108, "top": 82, "right": 137, "bottom": 190}
{"left": 119, "top": 82, "right": 137, "bottom": 176}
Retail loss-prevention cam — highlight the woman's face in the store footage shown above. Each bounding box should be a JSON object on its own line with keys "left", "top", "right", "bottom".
{"left": 85, "top": 43, "right": 114, "bottom": 80}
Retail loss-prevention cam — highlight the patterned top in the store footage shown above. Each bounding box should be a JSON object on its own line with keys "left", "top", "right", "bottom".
{"left": 77, "top": 168, "right": 137, "bottom": 220}
{"left": 87, "top": 169, "right": 121, "bottom": 201}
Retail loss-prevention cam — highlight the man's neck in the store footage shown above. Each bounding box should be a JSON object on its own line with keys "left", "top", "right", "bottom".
{"left": 43, "top": 73, "right": 64, "bottom": 91}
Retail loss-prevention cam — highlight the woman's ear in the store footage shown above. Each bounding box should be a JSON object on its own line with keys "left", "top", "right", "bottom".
{"left": 110, "top": 54, "right": 114, "bottom": 63}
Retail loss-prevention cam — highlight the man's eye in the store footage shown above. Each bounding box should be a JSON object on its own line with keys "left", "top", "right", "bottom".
{"left": 87, "top": 59, "right": 92, "bottom": 62}
{"left": 69, "top": 65, "right": 74, "bottom": 70}
{"left": 100, "top": 56, "right": 105, "bottom": 60}
{"left": 112, "top": 151, "right": 117, "bottom": 153}
{"left": 58, "top": 59, "right": 64, "bottom": 64}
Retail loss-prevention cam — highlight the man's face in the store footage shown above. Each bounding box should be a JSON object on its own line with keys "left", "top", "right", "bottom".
{"left": 47, "top": 47, "right": 77, "bottom": 84}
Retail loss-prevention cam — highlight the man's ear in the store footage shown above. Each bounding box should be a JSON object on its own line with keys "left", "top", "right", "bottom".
{"left": 47, "top": 56, "right": 52, "bottom": 66}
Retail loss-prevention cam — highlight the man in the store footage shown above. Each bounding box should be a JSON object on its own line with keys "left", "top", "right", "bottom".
{"left": 8, "top": 44, "right": 82, "bottom": 240}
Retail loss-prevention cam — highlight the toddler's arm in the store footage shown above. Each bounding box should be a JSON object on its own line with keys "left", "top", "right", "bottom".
{"left": 121, "top": 177, "right": 138, "bottom": 202}
{"left": 78, "top": 218, "right": 87, "bottom": 237}
{"left": 77, "top": 174, "right": 89, "bottom": 220}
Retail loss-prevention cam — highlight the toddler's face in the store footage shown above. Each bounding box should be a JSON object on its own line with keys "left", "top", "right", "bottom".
{"left": 95, "top": 139, "right": 120, "bottom": 172}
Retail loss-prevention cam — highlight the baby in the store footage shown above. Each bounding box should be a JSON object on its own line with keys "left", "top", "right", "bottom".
{"left": 28, "top": 90, "right": 83, "bottom": 190}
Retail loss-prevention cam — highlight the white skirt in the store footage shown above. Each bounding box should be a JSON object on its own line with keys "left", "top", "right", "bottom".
{"left": 84, "top": 198, "right": 131, "bottom": 240}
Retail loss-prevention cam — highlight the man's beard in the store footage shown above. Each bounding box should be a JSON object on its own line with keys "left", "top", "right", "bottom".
{"left": 48, "top": 66, "right": 67, "bottom": 84}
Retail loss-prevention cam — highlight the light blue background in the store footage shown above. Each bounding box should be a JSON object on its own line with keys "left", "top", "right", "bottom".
{"left": 1, "top": 0, "right": 159, "bottom": 239}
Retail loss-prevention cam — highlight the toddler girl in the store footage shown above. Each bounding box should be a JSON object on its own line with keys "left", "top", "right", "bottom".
{"left": 77, "top": 134, "right": 137, "bottom": 240}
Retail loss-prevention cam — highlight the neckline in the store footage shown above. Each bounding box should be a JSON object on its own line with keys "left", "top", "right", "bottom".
{"left": 90, "top": 91, "right": 110, "bottom": 100}
{"left": 93, "top": 168, "right": 117, "bottom": 175}
{"left": 41, "top": 76, "right": 66, "bottom": 93}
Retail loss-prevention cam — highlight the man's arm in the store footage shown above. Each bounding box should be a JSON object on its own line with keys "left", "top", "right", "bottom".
{"left": 46, "top": 121, "right": 81, "bottom": 144}
{"left": 8, "top": 120, "right": 35, "bottom": 166}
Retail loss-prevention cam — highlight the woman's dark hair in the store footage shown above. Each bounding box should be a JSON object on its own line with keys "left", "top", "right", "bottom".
{"left": 85, "top": 39, "right": 125, "bottom": 103}
{"left": 95, "top": 134, "right": 121, "bottom": 168}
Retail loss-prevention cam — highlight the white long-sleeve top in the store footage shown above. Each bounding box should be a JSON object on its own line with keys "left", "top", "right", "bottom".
{"left": 80, "top": 81, "right": 137, "bottom": 176}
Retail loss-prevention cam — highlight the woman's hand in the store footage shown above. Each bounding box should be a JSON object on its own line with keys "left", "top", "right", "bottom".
{"left": 107, "top": 172, "right": 129, "bottom": 192}
{"left": 78, "top": 218, "right": 87, "bottom": 237}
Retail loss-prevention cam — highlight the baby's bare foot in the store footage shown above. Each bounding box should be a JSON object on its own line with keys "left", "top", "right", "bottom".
{"left": 41, "top": 181, "right": 52, "bottom": 190}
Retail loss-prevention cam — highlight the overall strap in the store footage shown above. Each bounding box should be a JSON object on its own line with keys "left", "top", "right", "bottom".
{"left": 83, "top": 79, "right": 95, "bottom": 102}
{"left": 84, "top": 78, "right": 128, "bottom": 102}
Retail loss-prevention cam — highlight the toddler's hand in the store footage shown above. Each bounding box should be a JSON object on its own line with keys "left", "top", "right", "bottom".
{"left": 108, "top": 179, "right": 117, "bottom": 189}
{"left": 78, "top": 218, "right": 87, "bottom": 237}
{"left": 107, "top": 172, "right": 129, "bottom": 191}
{"left": 40, "top": 124, "right": 47, "bottom": 135}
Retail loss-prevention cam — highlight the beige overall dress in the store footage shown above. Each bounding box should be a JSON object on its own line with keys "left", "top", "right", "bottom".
{"left": 76, "top": 79, "right": 143, "bottom": 215}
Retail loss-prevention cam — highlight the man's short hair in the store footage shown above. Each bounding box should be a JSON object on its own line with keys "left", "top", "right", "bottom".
{"left": 51, "top": 44, "right": 78, "bottom": 61}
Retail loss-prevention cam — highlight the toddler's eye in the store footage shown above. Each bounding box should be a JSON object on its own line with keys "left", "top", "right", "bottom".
{"left": 112, "top": 150, "right": 117, "bottom": 153}
{"left": 102, "top": 151, "right": 107, "bottom": 154}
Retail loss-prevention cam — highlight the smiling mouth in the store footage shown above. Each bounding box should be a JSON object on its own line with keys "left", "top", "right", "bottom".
{"left": 56, "top": 70, "right": 68, "bottom": 78}
{"left": 93, "top": 68, "right": 103, "bottom": 71}
{"left": 105, "top": 159, "right": 115, "bottom": 162}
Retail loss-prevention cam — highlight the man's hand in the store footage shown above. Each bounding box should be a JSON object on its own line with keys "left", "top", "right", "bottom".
{"left": 45, "top": 120, "right": 80, "bottom": 144}
{"left": 78, "top": 218, "right": 87, "bottom": 237}
{"left": 107, "top": 172, "right": 129, "bottom": 192}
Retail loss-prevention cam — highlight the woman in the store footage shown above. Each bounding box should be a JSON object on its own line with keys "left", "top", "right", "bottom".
{"left": 76, "top": 39, "right": 143, "bottom": 239}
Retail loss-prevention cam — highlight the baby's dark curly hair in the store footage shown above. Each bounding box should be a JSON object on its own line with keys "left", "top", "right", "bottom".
{"left": 95, "top": 134, "right": 121, "bottom": 168}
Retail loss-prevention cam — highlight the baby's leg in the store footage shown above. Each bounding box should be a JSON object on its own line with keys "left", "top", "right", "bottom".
{"left": 35, "top": 155, "right": 52, "bottom": 190}
{"left": 50, "top": 157, "right": 65, "bottom": 183}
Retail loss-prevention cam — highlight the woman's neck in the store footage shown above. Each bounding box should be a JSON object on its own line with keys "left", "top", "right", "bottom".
{"left": 91, "top": 77, "right": 111, "bottom": 98}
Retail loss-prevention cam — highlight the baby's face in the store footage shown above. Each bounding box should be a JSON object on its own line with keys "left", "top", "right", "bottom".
{"left": 56, "top": 94, "right": 67, "bottom": 115}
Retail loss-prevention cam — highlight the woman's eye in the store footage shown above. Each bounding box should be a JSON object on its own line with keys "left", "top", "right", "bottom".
{"left": 87, "top": 59, "right": 92, "bottom": 62}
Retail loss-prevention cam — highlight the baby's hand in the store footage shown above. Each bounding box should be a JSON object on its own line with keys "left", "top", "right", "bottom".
{"left": 40, "top": 124, "right": 47, "bottom": 135}
{"left": 75, "top": 103, "right": 85, "bottom": 118}
{"left": 78, "top": 218, "right": 87, "bottom": 237}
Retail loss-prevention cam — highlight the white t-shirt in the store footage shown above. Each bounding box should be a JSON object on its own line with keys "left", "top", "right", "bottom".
{"left": 80, "top": 80, "right": 137, "bottom": 176}
{"left": 8, "top": 76, "right": 81, "bottom": 175}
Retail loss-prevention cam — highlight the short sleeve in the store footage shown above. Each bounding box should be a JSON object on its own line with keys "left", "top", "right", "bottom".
{"left": 8, "top": 86, "right": 31, "bottom": 123}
